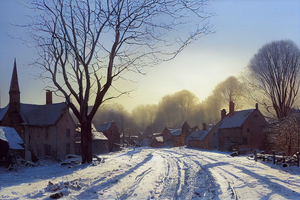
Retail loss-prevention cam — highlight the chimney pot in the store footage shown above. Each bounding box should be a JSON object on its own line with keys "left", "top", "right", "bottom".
{"left": 202, "top": 123, "right": 206, "bottom": 130}
{"left": 221, "top": 109, "right": 226, "bottom": 120}
{"left": 229, "top": 101, "right": 234, "bottom": 113}
{"left": 255, "top": 103, "right": 258, "bottom": 110}
{"left": 46, "top": 90, "right": 52, "bottom": 104}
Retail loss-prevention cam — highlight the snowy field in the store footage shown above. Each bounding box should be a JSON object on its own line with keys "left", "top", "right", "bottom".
{"left": 1, "top": 147, "right": 300, "bottom": 199}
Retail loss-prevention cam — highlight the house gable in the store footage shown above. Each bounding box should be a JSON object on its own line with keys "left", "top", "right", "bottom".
{"left": 218, "top": 109, "right": 255, "bottom": 129}
{"left": 95, "top": 121, "right": 119, "bottom": 152}
{"left": 217, "top": 107, "right": 268, "bottom": 151}
{"left": 20, "top": 103, "right": 68, "bottom": 126}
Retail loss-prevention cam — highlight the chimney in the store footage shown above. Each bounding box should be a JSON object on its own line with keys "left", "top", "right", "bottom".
{"left": 221, "top": 109, "right": 226, "bottom": 120}
{"left": 202, "top": 123, "right": 206, "bottom": 130}
{"left": 46, "top": 90, "right": 52, "bottom": 104}
{"left": 255, "top": 103, "right": 258, "bottom": 110}
{"left": 229, "top": 101, "right": 234, "bottom": 113}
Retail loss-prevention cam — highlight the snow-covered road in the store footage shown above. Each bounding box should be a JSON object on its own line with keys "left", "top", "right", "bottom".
{"left": 1, "top": 147, "right": 300, "bottom": 199}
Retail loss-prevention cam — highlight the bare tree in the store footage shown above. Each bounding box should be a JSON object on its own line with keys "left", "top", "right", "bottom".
{"left": 247, "top": 40, "right": 300, "bottom": 119}
{"left": 131, "top": 104, "right": 158, "bottom": 132}
{"left": 213, "top": 76, "right": 246, "bottom": 110}
{"left": 266, "top": 112, "right": 300, "bottom": 156}
{"left": 154, "top": 90, "right": 198, "bottom": 128}
{"left": 26, "top": 0, "right": 213, "bottom": 163}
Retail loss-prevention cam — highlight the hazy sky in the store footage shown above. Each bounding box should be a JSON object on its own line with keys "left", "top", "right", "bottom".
{"left": 0, "top": 0, "right": 299, "bottom": 111}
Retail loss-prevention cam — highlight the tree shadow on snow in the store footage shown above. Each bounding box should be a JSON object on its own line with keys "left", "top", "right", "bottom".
{"left": 0, "top": 163, "right": 90, "bottom": 188}
{"left": 201, "top": 161, "right": 300, "bottom": 199}
{"left": 74, "top": 153, "right": 153, "bottom": 199}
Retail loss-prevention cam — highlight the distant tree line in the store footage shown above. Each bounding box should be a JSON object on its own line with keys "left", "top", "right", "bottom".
{"left": 92, "top": 75, "right": 250, "bottom": 136}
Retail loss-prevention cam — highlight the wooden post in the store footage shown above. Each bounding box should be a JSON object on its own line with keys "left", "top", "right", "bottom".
{"left": 272, "top": 150, "right": 276, "bottom": 164}
{"left": 297, "top": 152, "right": 300, "bottom": 167}
{"left": 282, "top": 152, "right": 285, "bottom": 163}
{"left": 254, "top": 150, "right": 257, "bottom": 162}
{"left": 261, "top": 150, "right": 265, "bottom": 161}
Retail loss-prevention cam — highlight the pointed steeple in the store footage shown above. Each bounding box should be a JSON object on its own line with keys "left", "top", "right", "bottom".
{"left": 1, "top": 59, "right": 23, "bottom": 132}
{"left": 9, "top": 58, "right": 20, "bottom": 95}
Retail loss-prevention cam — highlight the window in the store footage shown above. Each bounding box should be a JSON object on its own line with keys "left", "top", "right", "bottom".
{"left": 66, "top": 128, "right": 70, "bottom": 138}
{"left": 45, "top": 129, "right": 49, "bottom": 140}
{"left": 247, "top": 128, "right": 250, "bottom": 132}
{"left": 66, "top": 143, "right": 70, "bottom": 154}
{"left": 243, "top": 137, "right": 248, "bottom": 145}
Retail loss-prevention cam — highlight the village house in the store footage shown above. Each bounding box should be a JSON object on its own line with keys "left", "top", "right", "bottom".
{"left": 217, "top": 102, "right": 268, "bottom": 152}
{"left": 91, "top": 124, "right": 109, "bottom": 155}
{"left": 149, "top": 133, "right": 165, "bottom": 148}
{"left": 0, "top": 126, "right": 25, "bottom": 166}
{"left": 149, "top": 127, "right": 173, "bottom": 148}
{"left": 186, "top": 123, "right": 218, "bottom": 150}
{"left": 75, "top": 124, "right": 109, "bottom": 155}
{"left": 171, "top": 121, "right": 191, "bottom": 147}
{"left": 95, "top": 121, "right": 120, "bottom": 152}
{"left": 0, "top": 60, "right": 77, "bottom": 161}
{"left": 136, "top": 125, "right": 154, "bottom": 146}
{"left": 187, "top": 102, "right": 268, "bottom": 152}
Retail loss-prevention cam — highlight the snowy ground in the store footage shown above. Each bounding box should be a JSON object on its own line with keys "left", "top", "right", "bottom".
{"left": 1, "top": 147, "right": 300, "bottom": 199}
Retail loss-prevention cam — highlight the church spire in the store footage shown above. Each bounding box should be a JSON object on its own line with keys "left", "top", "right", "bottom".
{"left": 9, "top": 58, "right": 20, "bottom": 95}
{"left": 2, "top": 59, "right": 23, "bottom": 132}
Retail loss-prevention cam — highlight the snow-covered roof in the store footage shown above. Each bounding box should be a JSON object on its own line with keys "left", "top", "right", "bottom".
{"left": 20, "top": 103, "right": 68, "bottom": 126}
{"left": 218, "top": 109, "right": 255, "bottom": 129}
{"left": 95, "top": 122, "right": 113, "bottom": 132}
{"left": 170, "top": 129, "right": 182, "bottom": 136}
{"left": 155, "top": 136, "right": 164, "bottom": 143}
{"left": 92, "top": 131, "right": 108, "bottom": 140}
{"left": 0, "top": 126, "right": 24, "bottom": 150}
{"left": 186, "top": 129, "right": 210, "bottom": 141}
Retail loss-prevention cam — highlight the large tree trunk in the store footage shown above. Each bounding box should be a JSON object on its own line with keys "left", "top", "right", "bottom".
{"left": 80, "top": 120, "right": 92, "bottom": 164}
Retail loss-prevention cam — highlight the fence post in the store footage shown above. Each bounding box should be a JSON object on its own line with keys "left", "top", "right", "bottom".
{"left": 297, "top": 152, "right": 300, "bottom": 167}
{"left": 261, "top": 150, "right": 265, "bottom": 161}
{"left": 254, "top": 150, "right": 257, "bottom": 162}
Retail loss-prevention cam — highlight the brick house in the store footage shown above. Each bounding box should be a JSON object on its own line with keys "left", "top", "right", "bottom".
{"left": 149, "top": 133, "right": 165, "bottom": 148}
{"left": 217, "top": 102, "right": 268, "bottom": 152}
{"left": 171, "top": 121, "right": 191, "bottom": 147}
{"left": 186, "top": 123, "right": 218, "bottom": 150}
{"left": 187, "top": 102, "right": 268, "bottom": 152}
{"left": 0, "top": 60, "right": 77, "bottom": 161}
{"left": 95, "top": 121, "right": 120, "bottom": 152}
{"left": 149, "top": 128, "right": 172, "bottom": 148}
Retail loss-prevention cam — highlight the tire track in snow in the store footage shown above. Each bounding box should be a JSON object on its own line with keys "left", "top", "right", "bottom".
{"left": 156, "top": 151, "right": 181, "bottom": 199}
{"left": 118, "top": 167, "right": 153, "bottom": 199}
{"left": 165, "top": 148, "right": 217, "bottom": 199}
{"left": 191, "top": 153, "right": 239, "bottom": 199}
{"left": 192, "top": 152, "right": 268, "bottom": 200}
{"left": 164, "top": 151, "right": 199, "bottom": 199}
